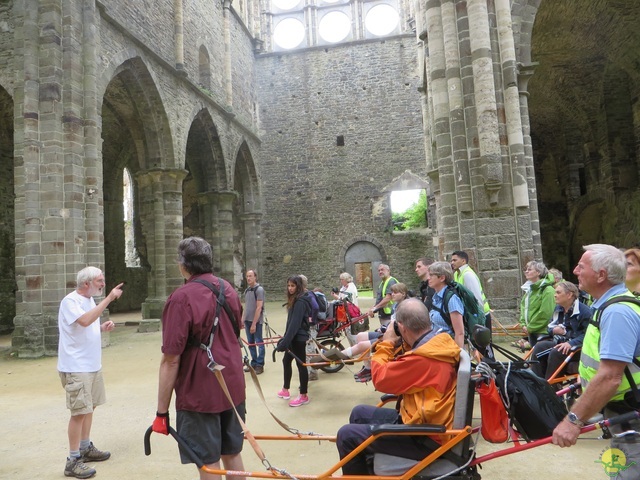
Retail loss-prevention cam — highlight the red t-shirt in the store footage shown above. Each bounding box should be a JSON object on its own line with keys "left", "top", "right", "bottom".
{"left": 161, "top": 274, "right": 245, "bottom": 413}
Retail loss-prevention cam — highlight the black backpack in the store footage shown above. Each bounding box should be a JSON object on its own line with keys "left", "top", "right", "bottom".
{"left": 493, "top": 366, "right": 567, "bottom": 440}
{"left": 310, "top": 291, "right": 328, "bottom": 321}
{"left": 430, "top": 282, "right": 485, "bottom": 342}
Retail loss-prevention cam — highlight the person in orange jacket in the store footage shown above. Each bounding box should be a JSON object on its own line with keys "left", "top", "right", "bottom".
{"left": 336, "top": 298, "right": 460, "bottom": 474}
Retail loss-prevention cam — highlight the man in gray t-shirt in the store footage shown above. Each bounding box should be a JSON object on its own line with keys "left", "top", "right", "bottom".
{"left": 243, "top": 269, "right": 265, "bottom": 373}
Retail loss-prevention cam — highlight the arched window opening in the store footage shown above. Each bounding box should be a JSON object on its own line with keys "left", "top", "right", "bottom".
{"left": 199, "top": 46, "right": 211, "bottom": 91}
{"left": 390, "top": 189, "right": 428, "bottom": 232}
{"left": 123, "top": 168, "right": 140, "bottom": 267}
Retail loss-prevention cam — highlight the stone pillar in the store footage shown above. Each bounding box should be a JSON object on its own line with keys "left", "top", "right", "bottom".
{"left": 222, "top": 0, "right": 233, "bottom": 108}
{"left": 197, "top": 191, "right": 237, "bottom": 281}
{"left": 240, "top": 211, "right": 263, "bottom": 274}
{"left": 468, "top": 0, "right": 503, "bottom": 205}
{"left": 216, "top": 191, "right": 237, "bottom": 281}
{"left": 174, "top": 0, "right": 185, "bottom": 71}
{"left": 415, "top": 0, "right": 544, "bottom": 320}
{"left": 136, "top": 169, "right": 187, "bottom": 326}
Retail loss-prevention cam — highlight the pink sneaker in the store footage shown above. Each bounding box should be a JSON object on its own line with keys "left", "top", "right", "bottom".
{"left": 289, "top": 394, "right": 310, "bottom": 407}
{"left": 277, "top": 388, "right": 290, "bottom": 400}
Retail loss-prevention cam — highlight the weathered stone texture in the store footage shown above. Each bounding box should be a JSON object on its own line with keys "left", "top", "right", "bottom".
{"left": 255, "top": 37, "right": 430, "bottom": 292}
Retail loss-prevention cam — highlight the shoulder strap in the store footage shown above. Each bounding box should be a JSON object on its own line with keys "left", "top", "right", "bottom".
{"left": 193, "top": 278, "right": 240, "bottom": 338}
{"left": 592, "top": 294, "right": 640, "bottom": 404}
{"left": 590, "top": 295, "right": 640, "bottom": 328}
{"left": 430, "top": 286, "right": 452, "bottom": 326}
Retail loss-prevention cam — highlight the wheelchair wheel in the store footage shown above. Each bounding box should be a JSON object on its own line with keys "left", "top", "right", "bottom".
{"left": 319, "top": 339, "right": 346, "bottom": 373}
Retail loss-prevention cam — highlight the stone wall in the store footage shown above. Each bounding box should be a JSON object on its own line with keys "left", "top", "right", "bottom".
{"left": 255, "top": 36, "right": 432, "bottom": 296}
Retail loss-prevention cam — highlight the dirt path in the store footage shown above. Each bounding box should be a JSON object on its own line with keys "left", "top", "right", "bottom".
{"left": 0, "top": 301, "right": 609, "bottom": 479}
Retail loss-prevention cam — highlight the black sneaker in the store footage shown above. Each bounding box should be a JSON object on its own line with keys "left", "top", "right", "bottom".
{"left": 354, "top": 367, "right": 370, "bottom": 378}
{"left": 80, "top": 442, "right": 111, "bottom": 462}
{"left": 64, "top": 457, "right": 96, "bottom": 479}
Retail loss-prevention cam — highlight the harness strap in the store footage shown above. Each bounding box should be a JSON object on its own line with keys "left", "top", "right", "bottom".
{"left": 193, "top": 278, "right": 240, "bottom": 339}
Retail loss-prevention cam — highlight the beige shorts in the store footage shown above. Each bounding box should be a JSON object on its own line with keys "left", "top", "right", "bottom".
{"left": 59, "top": 371, "right": 106, "bottom": 416}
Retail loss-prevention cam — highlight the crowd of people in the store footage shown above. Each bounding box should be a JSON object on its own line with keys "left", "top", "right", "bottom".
{"left": 55, "top": 238, "right": 640, "bottom": 479}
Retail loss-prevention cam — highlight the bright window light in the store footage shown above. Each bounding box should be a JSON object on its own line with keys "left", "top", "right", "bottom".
{"left": 365, "top": 4, "right": 399, "bottom": 37}
{"left": 319, "top": 11, "right": 351, "bottom": 43}
{"left": 273, "top": 18, "right": 306, "bottom": 49}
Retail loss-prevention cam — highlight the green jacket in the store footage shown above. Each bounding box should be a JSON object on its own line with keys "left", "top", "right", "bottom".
{"left": 519, "top": 273, "right": 555, "bottom": 334}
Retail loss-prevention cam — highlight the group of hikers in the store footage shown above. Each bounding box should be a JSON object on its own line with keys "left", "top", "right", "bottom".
{"left": 57, "top": 237, "right": 640, "bottom": 480}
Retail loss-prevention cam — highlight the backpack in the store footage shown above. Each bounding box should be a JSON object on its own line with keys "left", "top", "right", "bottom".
{"left": 431, "top": 282, "right": 485, "bottom": 343}
{"left": 244, "top": 284, "right": 265, "bottom": 315}
{"left": 311, "top": 291, "right": 328, "bottom": 321}
{"left": 493, "top": 365, "right": 567, "bottom": 440}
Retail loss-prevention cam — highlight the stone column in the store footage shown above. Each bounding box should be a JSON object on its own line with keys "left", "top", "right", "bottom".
{"left": 222, "top": 0, "right": 233, "bottom": 107}
{"left": 240, "top": 211, "right": 263, "bottom": 274}
{"left": 198, "top": 191, "right": 221, "bottom": 268}
{"left": 197, "top": 191, "right": 237, "bottom": 281}
{"left": 136, "top": 169, "right": 187, "bottom": 329}
{"left": 425, "top": 0, "right": 457, "bottom": 258}
{"left": 468, "top": 0, "right": 503, "bottom": 205}
{"left": 216, "top": 191, "right": 237, "bottom": 281}
{"left": 174, "top": 0, "right": 185, "bottom": 71}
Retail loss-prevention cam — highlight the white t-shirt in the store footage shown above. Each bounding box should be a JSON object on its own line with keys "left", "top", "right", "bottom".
{"left": 57, "top": 290, "right": 102, "bottom": 373}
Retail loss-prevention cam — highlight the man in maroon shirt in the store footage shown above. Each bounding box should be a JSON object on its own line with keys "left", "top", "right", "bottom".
{"left": 152, "top": 237, "right": 245, "bottom": 479}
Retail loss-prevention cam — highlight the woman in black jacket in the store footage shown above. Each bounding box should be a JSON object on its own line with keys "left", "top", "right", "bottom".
{"left": 276, "top": 275, "right": 312, "bottom": 407}
{"left": 530, "top": 280, "right": 591, "bottom": 379}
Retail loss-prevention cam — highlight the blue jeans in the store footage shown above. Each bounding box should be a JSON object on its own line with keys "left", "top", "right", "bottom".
{"left": 245, "top": 321, "right": 265, "bottom": 367}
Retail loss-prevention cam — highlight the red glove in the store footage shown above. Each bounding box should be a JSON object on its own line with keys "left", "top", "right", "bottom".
{"left": 152, "top": 411, "right": 170, "bottom": 435}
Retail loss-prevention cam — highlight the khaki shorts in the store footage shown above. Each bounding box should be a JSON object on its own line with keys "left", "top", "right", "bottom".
{"left": 59, "top": 371, "right": 106, "bottom": 416}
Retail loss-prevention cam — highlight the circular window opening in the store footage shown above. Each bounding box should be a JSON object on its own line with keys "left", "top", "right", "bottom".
{"left": 273, "top": 18, "right": 306, "bottom": 49}
{"left": 273, "top": 0, "right": 300, "bottom": 11}
{"left": 318, "top": 11, "right": 351, "bottom": 43}
{"left": 365, "top": 4, "right": 399, "bottom": 37}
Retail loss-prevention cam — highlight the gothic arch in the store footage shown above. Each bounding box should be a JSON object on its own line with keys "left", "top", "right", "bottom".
{"left": 511, "top": 0, "right": 541, "bottom": 64}
{"left": 231, "top": 141, "right": 262, "bottom": 287}
{"left": 99, "top": 55, "right": 175, "bottom": 312}
{"left": 99, "top": 52, "right": 175, "bottom": 170}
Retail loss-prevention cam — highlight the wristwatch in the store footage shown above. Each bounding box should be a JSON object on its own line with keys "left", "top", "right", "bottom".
{"left": 566, "top": 412, "right": 585, "bottom": 428}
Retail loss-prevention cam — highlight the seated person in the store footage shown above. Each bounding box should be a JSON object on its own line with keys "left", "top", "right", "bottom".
{"left": 530, "top": 280, "right": 591, "bottom": 380}
{"left": 310, "top": 283, "right": 410, "bottom": 383}
{"left": 336, "top": 299, "right": 460, "bottom": 474}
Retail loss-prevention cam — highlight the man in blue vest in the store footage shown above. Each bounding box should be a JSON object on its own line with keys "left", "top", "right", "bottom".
{"left": 552, "top": 244, "right": 640, "bottom": 479}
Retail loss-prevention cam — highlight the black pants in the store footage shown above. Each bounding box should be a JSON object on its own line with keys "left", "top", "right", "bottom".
{"left": 530, "top": 340, "right": 578, "bottom": 379}
{"left": 282, "top": 340, "right": 308, "bottom": 394}
{"left": 336, "top": 405, "right": 436, "bottom": 474}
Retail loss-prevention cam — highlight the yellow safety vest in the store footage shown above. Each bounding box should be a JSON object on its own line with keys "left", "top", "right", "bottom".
{"left": 579, "top": 291, "right": 640, "bottom": 402}
{"left": 379, "top": 277, "right": 397, "bottom": 315}
{"left": 454, "top": 266, "right": 491, "bottom": 315}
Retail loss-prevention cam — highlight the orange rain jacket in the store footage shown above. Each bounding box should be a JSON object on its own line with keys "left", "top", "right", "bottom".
{"left": 371, "top": 332, "right": 460, "bottom": 438}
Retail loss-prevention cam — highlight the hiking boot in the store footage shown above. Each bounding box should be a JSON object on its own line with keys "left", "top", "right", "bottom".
{"left": 80, "top": 442, "right": 111, "bottom": 462}
{"left": 277, "top": 388, "right": 290, "bottom": 399}
{"left": 254, "top": 365, "right": 264, "bottom": 375}
{"left": 289, "top": 394, "right": 310, "bottom": 407}
{"left": 64, "top": 457, "right": 96, "bottom": 479}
